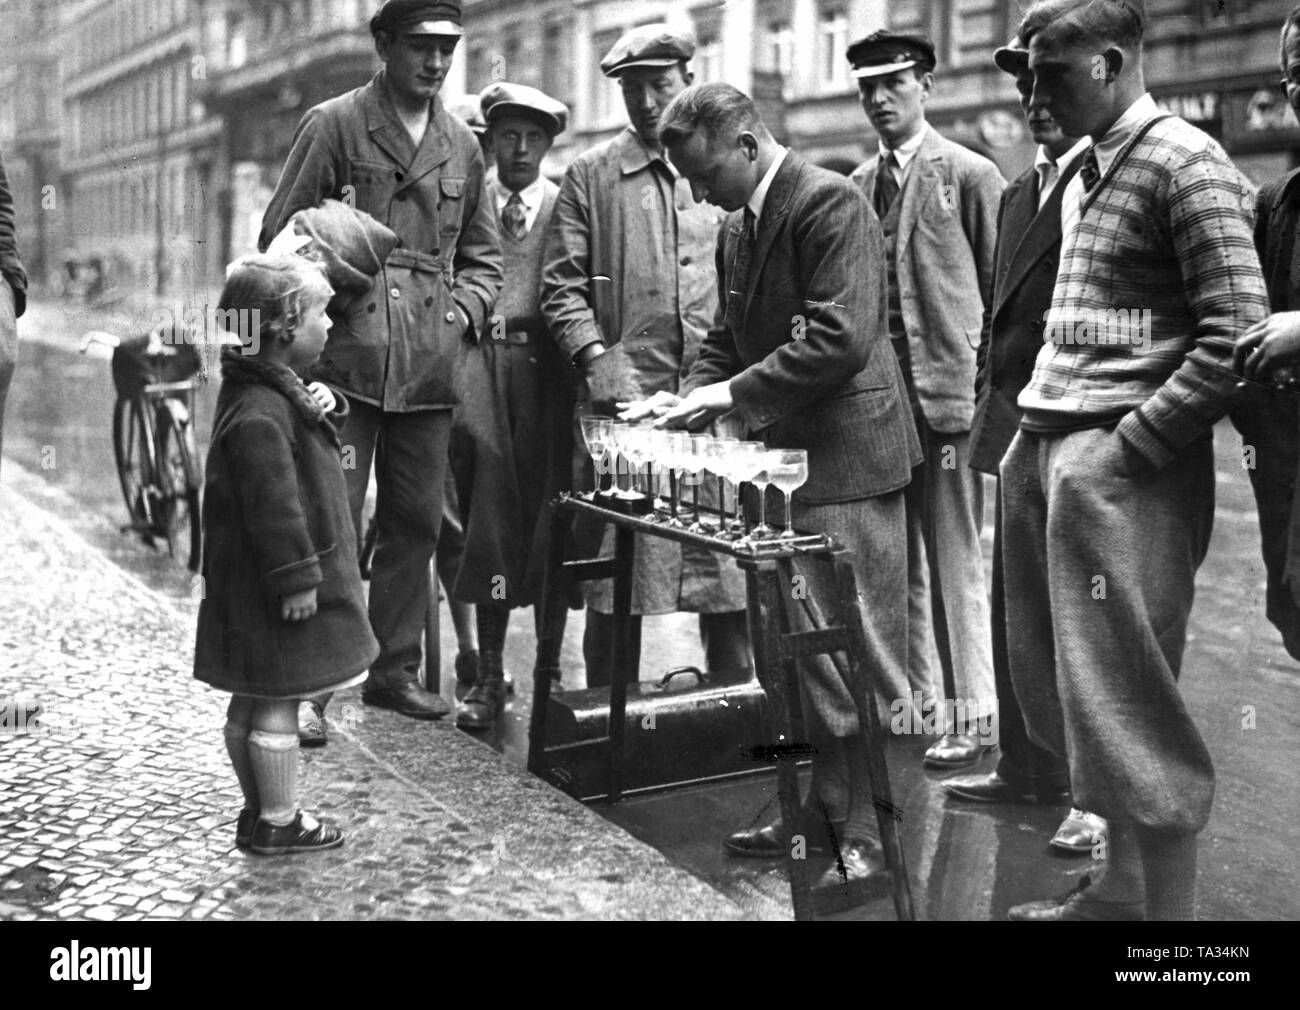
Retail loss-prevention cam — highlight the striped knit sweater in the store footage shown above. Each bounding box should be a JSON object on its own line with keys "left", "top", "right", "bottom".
{"left": 1017, "top": 114, "right": 1268, "bottom": 468}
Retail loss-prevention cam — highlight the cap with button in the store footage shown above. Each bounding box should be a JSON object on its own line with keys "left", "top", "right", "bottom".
{"left": 993, "top": 35, "right": 1028, "bottom": 75}
{"left": 370, "top": 0, "right": 463, "bottom": 38}
{"left": 599, "top": 24, "right": 694, "bottom": 79}
{"left": 479, "top": 82, "right": 568, "bottom": 137}
{"left": 846, "top": 29, "right": 937, "bottom": 79}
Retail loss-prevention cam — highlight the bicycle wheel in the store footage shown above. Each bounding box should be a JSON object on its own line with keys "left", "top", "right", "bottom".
{"left": 112, "top": 396, "right": 154, "bottom": 529}
{"left": 155, "top": 406, "right": 202, "bottom": 571}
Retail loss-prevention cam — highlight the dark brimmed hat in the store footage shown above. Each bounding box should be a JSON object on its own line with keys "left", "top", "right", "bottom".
{"left": 480, "top": 82, "right": 568, "bottom": 137}
{"left": 993, "top": 36, "right": 1029, "bottom": 74}
{"left": 599, "top": 24, "right": 694, "bottom": 78}
{"left": 370, "top": 0, "right": 463, "bottom": 37}
{"left": 846, "top": 29, "right": 936, "bottom": 78}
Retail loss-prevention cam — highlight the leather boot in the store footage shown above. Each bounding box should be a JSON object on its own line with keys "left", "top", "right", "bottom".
{"left": 456, "top": 651, "right": 507, "bottom": 730}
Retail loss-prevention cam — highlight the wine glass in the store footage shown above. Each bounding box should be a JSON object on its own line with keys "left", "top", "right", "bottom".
{"left": 747, "top": 450, "right": 778, "bottom": 540}
{"left": 608, "top": 422, "right": 636, "bottom": 499}
{"left": 661, "top": 430, "right": 689, "bottom": 528}
{"left": 686, "top": 434, "right": 713, "bottom": 533}
{"left": 644, "top": 425, "right": 671, "bottom": 519}
{"left": 702, "top": 436, "right": 734, "bottom": 533}
{"left": 723, "top": 440, "right": 763, "bottom": 540}
{"left": 767, "top": 449, "right": 809, "bottom": 539}
{"left": 580, "top": 415, "right": 613, "bottom": 496}
{"left": 622, "top": 423, "right": 651, "bottom": 501}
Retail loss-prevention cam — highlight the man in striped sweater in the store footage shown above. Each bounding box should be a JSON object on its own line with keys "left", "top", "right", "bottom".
{"left": 1002, "top": 0, "right": 1267, "bottom": 921}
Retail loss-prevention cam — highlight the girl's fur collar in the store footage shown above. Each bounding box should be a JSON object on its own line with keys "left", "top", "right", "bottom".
{"left": 220, "top": 348, "right": 324, "bottom": 424}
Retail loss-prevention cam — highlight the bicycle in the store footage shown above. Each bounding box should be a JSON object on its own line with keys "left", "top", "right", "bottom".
{"left": 81, "top": 327, "right": 204, "bottom": 572}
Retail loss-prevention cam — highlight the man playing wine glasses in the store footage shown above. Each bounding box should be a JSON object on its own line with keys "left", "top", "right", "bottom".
{"left": 620, "top": 82, "right": 921, "bottom": 893}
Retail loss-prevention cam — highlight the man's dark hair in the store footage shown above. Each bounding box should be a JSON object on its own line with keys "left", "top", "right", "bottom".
{"left": 1281, "top": 4, "right": 1300, "bottom": 69}
{"left": 1017, "top": 0, "right": 1144, "bottom": 52}
{"left": 659, "top": 82, "right": 767, "bottom": 149}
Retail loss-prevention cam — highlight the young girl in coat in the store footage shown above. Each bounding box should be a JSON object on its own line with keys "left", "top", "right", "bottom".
{"left": 195, "top": 252, "right": 378, "bottom": 855}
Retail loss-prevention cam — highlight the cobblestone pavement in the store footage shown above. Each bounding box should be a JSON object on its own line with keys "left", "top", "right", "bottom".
{"left": 0, "top": 465, "right": 759, "bottom": 921}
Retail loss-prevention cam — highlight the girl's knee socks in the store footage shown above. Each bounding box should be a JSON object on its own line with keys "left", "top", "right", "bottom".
{"left": 247, "top": 730, "right": 299, "bottom": 826}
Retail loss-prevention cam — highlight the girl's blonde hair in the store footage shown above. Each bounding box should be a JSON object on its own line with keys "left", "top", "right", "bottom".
{"left": 217, "top": 252, "right": 332, "bottom": 352}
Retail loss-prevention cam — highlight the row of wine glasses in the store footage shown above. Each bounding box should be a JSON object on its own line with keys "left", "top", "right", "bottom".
{"left": 579, "top": 416, "right": 810, "bottom": 540}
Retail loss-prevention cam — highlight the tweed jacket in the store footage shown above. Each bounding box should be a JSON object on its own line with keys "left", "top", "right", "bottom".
{"left": 1019, "top": 115, "right": 1268, "bottom": 470}
{"left": 969, "top": 155, "right": 1081, "bottom": 475}
{"left": 851, "top": 126, "right": 1004, "bottom": 433}
{"left": 682, "top": 152, "right": 921, "bottom": 505}
{"left": 259, "top": 71, "right": 503, "bottom": 412}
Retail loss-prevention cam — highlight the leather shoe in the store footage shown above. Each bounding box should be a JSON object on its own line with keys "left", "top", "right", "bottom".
{"left": 235, "top": 807, "right": 257, "bottom": 849}
{"left": 454, "top": 649, "right": 479, "bottom": 686}
{"left": 924, "top": 732, "right": 996, "bottom": 768}
{"left": 456, "top": 651, "right": 507, "bottom": 730}
{"left": 362, "top": 682, "right": 451, "bottom": 720}
{"left": 1050, "top": 808, "right": 1107, "bottom": 853}
{"left": 297, "top": 700, "right": 327, "bottom": 748}
{"left": 1008, "top": 874, "right": 1144, "bottom": 921}
{"left": 723, "top": 809, "right": 847, "bottom": 858}
{"left": 812, "top": 838, "right": 891, "bottom": 911}
{"left": 943, "top": 771, "right": 1069, "bottom": 805}
{"left": 250, "top": 810, "right": 344, "bottom": 856}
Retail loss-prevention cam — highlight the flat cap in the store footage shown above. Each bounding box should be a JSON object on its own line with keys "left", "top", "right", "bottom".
{"left": 480, "top": 82, "right": 568, "bottom": 136}
{"left": 370, "top": 0, "right": 463, "bottom": 37}
{"left": 993, "top": 35, "right": 1028, "bottom": 74}
{"left": 599, "top": 24, "right": 694, "bottom": 78}
{"left": 846, "top": 29, "right": 936, "bottom": 78}
{"left": 445, "top": 94, "right": 485, "bottom": 135}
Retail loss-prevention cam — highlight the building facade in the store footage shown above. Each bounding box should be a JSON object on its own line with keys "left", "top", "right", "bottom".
{"left": 56, "top": 0, "right": 224, "bottom": 297}
{"left": 0, "top": 0, "right": 76, "bottom": 288}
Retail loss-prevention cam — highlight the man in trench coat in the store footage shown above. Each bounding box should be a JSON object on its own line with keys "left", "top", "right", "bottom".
{"left": 260, "top": 0, "right": 502, "bottom": 719}
{"left": 540, "top": 25, "right": 749, "bottom": 686}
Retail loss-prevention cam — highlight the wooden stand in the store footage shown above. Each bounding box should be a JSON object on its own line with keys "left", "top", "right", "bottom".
{"left": 527, "top": 492, "right": 915, "bottom": 922}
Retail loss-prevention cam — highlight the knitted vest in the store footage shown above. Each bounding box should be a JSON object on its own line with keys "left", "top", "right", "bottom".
{"left": 495, "top": 182, "right": 558, "bottom": 334}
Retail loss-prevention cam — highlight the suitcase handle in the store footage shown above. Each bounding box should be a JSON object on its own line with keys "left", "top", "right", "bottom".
{"left": 647, "top": 665, "right": 705, "bottom": 693}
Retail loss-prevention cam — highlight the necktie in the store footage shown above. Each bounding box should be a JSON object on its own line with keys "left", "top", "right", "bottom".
{"left": 501, "top": 191, "right": 527, "bottom": 241}
{"left": 1035, "top": 162, "right": 1057, "bottom": 212}
{"left": 730, "top": 208, "right": 757, "bottom": 318}
{"left": 1080, "top": 146, "right": 1101, "bottom": 193}
{"left": 875, "top": 151, "right": 900, "bottom": 218}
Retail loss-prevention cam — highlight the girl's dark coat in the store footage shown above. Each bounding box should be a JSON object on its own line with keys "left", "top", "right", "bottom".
{"left": 194, "top": 351, "right": 378, "bottom": 697}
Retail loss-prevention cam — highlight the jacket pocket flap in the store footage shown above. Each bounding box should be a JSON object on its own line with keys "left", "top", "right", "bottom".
{"left": 439, "top": 176, "right": 465, "bottom": 199}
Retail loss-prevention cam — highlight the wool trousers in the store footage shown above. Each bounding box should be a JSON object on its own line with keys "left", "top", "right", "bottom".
{"left": 1000, "top": 425, "right": 1216, "bottom": 833}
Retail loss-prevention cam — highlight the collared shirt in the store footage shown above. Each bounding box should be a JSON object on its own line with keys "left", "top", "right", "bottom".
{"left": 747, "top": 146, "right": 789, "bottom": 223}
{"left": 490, "top": 173, "right": 547, "bottom": 234}
{"left": 1035, "top": 137, "right": 1090, "bottom": 213}
{"left": 1060, "top": 93, "right": 1162, "bottom": 242}
{"left": 878, "top": 122, "right": 929, "bottom": 186}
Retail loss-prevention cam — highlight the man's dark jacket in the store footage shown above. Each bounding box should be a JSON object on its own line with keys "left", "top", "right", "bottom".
{"left": 682, "top": 152, "right": 920, "bottom": 504}
{"left": 970, "top": 155, "right": 1081, "bottom": 475}
{"left": 0, "top": 150, "right": 26, "bottom": 316}
{"left": 259, "top": 71, "right": 503, "bottom": 412}
{"left": 1231, "top": 169, "right": 1300, "bottom": 659}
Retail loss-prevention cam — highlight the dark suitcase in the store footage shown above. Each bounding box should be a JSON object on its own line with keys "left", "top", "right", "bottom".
{"left": 538, "top": 666, "right": 778, "bottom": 802}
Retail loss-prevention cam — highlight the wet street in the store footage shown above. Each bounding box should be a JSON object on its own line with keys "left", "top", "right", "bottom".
{"left": 3, "top": 296, "right": 1299, "bottom": 921}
